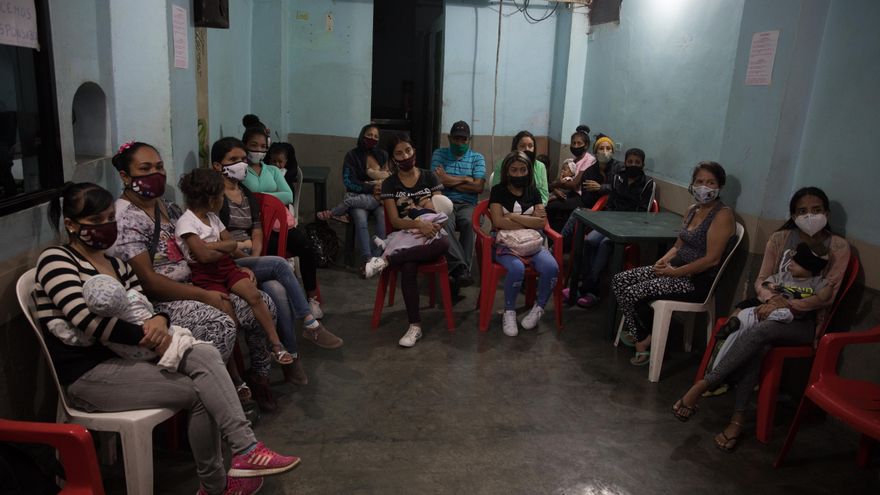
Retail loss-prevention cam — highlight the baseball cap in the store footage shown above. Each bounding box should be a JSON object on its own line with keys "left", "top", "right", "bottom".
{"left": 450, "top": 121, "right": 471, "bottom": 138}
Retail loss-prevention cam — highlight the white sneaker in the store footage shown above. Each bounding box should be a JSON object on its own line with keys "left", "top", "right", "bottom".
{"left": 364, "top": 257, "right": 388, "bottom": 278}
{"left": 372, "top": 235, "right": 387, "bottom": 250}
{"left": 309, "top": 297, "right": 324, "bottom": 319}
{"left": 398, "top": 325, "right": 422, "bottom": 347}
{"left": 502, "top": 310, "right": 519, "bottom": 336}
{"left": 521, "top": 304, "right": 545, "bottom": 330}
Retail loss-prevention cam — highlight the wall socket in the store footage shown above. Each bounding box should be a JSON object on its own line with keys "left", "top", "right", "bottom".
{"left": 615, "top": 142, "right": 622, "bottom": 152}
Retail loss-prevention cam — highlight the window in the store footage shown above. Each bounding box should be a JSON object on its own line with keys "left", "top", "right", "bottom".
{"left": 0, "top": 0, "right": 62, "bottom": 216}
{"left": 590, "top": 0, "right": 622, "bottom": 26}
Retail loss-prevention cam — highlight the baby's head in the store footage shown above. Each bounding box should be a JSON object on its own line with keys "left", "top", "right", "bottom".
{"left": 82, "top": 274, "right": 129, "bottom": 317}
{"left": 560, "top": 159, "right": 576, "bottom": 179}
{"left": 789, "top": 242, "right": 829, "bottom": 278}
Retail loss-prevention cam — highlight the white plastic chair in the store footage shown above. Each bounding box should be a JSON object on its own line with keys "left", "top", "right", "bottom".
{"left": 17, "top": 268, "right": 177, "bottom": 495}
{"left": 615, "top": 222, "right": 745, "bottom": 383}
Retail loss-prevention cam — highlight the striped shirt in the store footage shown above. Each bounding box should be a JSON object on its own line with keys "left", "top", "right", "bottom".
{"left": 35, "top": 246, "right": 146, "bottom": 384}
{"left": 430, "top": 147, "right": 486, "bottom": 205}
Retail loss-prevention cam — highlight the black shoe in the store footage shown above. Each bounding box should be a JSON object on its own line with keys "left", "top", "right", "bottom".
{"left": 716, "top": 316, "right": 741, "bottom": 340}
{"left": 454, "top": 270, "right": 474, "bottom": 288}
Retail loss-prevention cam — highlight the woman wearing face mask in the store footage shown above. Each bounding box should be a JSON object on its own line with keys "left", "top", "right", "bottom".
{"left": 580, "top": 134, "right": 623, "bottom": 207}
{"left": 364, "top": 133, "right": 451, "bottom": 348}
{"left": 107, "top": 142, "right": 279, "bottom": 411}
{"left": 212, "top": 137, "right": 344, "bottom": 385}
{"left": 611, "top": 162, "right": 736, "bottom": 366}
{"left": 547, "top": 125, "right": 597, "bottom": 234}
{"left": 239, "top": 128, "right": 327, "bottom": 320}
{"left": 670, "top": 186, "right": 849, "bottom": 452}
{"left": 490, "top": 131, "right": 550, "bottom": 204}
{"left": 39, "top": 183, "right": 301, "bottom": 495}
{"left": 341, "top": 124, "right": 388, "bottom": 271}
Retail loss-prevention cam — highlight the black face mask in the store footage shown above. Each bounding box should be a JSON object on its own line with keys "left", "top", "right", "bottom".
{"left": 624, "top": 166, "right": 644, "bottom": 178}
{"left": 570, "top": 146, "right": 586, "bottom": 158}
{"left": 509, "top": 175, "right": 529, "bottom": 189}
{"left": 524, "top": 150, "right": 537, "bottom": 164}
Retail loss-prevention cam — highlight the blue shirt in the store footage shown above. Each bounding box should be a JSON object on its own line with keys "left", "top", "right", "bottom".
{"left": 430, "top": 147, "right": 486, "bottom": 205}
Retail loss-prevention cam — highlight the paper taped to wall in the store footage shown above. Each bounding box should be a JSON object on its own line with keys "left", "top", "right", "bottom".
{"left": 745, "top": 30, "right": 779, "bottom": 86}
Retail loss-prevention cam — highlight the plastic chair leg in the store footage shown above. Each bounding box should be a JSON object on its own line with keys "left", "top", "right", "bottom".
{"left": 756, "top": 357, "right": 785, "bottom": 443}
{"left": 648, "top": 307, "right": 673, "bottom": 383}
{"left": 371, "top": 271, "right": 390, "bottom": 329}
{"left": 479, "top": 271, "right": 500, "bottom": 332}
{"left": 857, "top": 434, "right": 874, "bottom": 468}
{"left": 120, "top": 422, "right": 156, "bottom": 495}
{"left": 438, "top": 272, "right": 455, "bottom": 331}
{"left": 774, "top": 397, "right": 814, "bottom": 467}
{"left": 613, "top": 317, "right": 625, "bottom": 347}
{"left": 388, "top": 270, "right": 397, "bottom": 307}
{"left": 696, "top": 317, "right": 727, "bottom": 383}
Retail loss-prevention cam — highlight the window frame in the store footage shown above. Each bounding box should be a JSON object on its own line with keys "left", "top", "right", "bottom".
{"left": 0, "top": 0, "right": 63, "bottom": 217}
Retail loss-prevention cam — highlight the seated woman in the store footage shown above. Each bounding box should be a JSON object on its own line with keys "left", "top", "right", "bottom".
{"left": 265, "top": 141, "right": 300, "bottom": 194}
{"left": 239, "top": 126, "right": 325, "bottom": 319}
{"left": 339, "top": 124, "right": 388, "bottom": 269}
{"left": 490, "top": 130, "right": 550, "bottom": 204}
{"left": 671, "top": 187, "right": 850, "bottom": 453}
{"left": 489, "top": 151, "right": 559, "bottom": 337}
{"left": 107, "top": 142, "right": 278, "bottom": 411}
{"left": 38, "top": 182, "right": 299, "bottom": 495}
{"left": 362, "top": 132, "right": 451, "bottom": 348}
{"left": 567, "top": 147, "right": 655, "bottom": 307}
{"left": 611, "top": 162, "right": 736, "bottom": 366}
{"left": 546, "top": 125, "right": 596, "bottom": 233}
{"left": 212, "top": 137, "right": 343, "bottom": 377}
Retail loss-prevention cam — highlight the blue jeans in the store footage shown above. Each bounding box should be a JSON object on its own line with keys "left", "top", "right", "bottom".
{"left": 579, "top": 230, "right": 613, "bottom": 295}
{"left": 495, "top": 248, "right": 559, "bottom": 310}
{"left": 351, "top": 205, "right": 386, "bottom": 261}
{"left": 331, "top": 193, "right": 380, "bottom": 217}
{"left": 236, "top": 256, "right": 310, "bottom": 355}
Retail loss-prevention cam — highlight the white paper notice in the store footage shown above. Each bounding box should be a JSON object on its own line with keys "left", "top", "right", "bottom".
{"left": 172, "top": 5, "right": 188, "bottom": 69}
{"left": 0, "top": 0, "right": 39, "bottom": 50}
{"left": 745, "top": 30, "right": 779, "bottom": 86}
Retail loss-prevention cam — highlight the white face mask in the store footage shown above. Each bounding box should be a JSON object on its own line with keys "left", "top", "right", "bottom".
{"left": 597, "top": 150, "right": 613, "bottom": 163}
{"left": 691, "top": 185, "right": 719, "bottom": 204}
{"left": 247, "top": 151, "right": 266, "bottom": 164}
{"left": 794, "top": 213, "right": 827, "bottom": 237}
{"left": 222, "top": 161, "right": 248, "bottom": 182}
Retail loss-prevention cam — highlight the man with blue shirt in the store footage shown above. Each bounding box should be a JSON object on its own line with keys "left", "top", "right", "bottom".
{"left": 431, "top": 121, "right": 485, "bottom": 287}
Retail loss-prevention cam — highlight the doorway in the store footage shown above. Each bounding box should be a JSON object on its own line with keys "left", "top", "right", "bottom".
{"left": 370, "top": 0, "right": 443, "bottom": 168}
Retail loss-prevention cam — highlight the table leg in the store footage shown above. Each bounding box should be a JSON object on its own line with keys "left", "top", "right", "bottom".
{"left": 607, "top": 241, "right": 625, "bottom": 340}
{"left": 568, "top": 221, "right": 583, "bottom": 306}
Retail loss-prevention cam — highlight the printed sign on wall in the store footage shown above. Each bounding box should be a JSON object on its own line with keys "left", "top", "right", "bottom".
{"left": 0, "top": 0, "right": 39, "bottom": 50}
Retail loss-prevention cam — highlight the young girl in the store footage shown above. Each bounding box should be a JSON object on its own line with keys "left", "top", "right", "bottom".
{"left": 546, "top": 125, "right": 596, "bottom": 233}
{"left": 176, "top": 168, "right": 293, "bottom": 365}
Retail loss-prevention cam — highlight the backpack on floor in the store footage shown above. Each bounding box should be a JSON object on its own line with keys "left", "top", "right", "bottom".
{"left": 305, "top": 221, "right": 338, "bottom": 268}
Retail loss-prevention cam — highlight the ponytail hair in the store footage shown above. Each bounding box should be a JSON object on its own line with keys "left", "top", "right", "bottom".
{"left": 48, "top": 182, "right": 115, "bottom": 234}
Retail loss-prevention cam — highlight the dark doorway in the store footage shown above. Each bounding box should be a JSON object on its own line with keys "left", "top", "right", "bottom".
{"left": 371, "top": 0, "right": 443, "bottom": 168}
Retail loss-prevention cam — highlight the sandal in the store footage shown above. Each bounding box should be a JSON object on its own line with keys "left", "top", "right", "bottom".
{"left": 672, "top": 397, "right": 700, "bottom": 422}
{"left": 715, "top": 421, "right": 743, "bottom": 453}
{"left": 268, "top": 344, "right": 294, "bottom": 365}
{"left": 630, "top": 351, "right": 650, "bottom": 366}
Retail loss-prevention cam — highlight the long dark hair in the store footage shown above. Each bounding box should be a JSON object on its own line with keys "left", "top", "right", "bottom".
{"left": 386, "top": 132, "right": 414, "bottom": 172}
{"left": 778, "top": 186, "right": 833, "bottom": 232}
{"left": 211, "top": 137, "right": 246, "bottom": 164}
{"left": 111, "top": 142, "right": 158, "bottom": 174}
{"left": 499, "top": 151, "right": 533, "bottom": 188}
{"left": 48, "top": 182, "right": 114, "bottom": 234}
{"left": 510, "top": 130, "right": 536, "bottom": 151}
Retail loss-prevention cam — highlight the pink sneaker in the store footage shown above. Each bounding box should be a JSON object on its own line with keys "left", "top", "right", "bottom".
{"left": 196, "top": 476, "right": 264, "bottom": 495}
{"left": 228, "top": 442, "right": 301, "bottom": 477}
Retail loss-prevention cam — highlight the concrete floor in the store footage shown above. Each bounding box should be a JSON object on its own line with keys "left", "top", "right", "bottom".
{"left": 105, "top": 265, "right": 878, "bottom": 494}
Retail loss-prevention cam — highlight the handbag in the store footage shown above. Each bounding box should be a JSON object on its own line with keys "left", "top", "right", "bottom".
{"left": 496, "top": 228, "right": 543, "bottom": 257}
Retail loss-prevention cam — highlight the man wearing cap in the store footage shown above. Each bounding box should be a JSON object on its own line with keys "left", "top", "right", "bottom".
{"left": 431, "top": 121, "right": 485, "bottom": 287}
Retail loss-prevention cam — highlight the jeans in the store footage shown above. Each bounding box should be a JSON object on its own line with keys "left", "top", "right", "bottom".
{"left": 331, "top": 192, "right": 380, "bottom": 217}
{"left": 351, "top": 205, "right": 386, "bottom": 261}
{"left": 578, "top": 230, "right": 613, "bottom": 295}
{"left": 443, "top": 201, "right": 475, "bottom": 273}
{"left": 495, "top": 248, "right": 559, "bottom": 310}
{"left": 236, "top": 256, "right": 310, "bottom": 355}
{"left": 266, "top": 226, "right": 318, "bottom": 292}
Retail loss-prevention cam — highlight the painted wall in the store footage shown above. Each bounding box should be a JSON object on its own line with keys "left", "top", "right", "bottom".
{"left": 251, "top": 0, "right": 286, "bottom": 138}
{"left": 207, "top": 0, "right": 253, "bottom": 142}
{"left": 442, "top": 1, "right": 558, "bottom": 138}
{"left": 167, "top": 0, "right": 199, "bottom": 175}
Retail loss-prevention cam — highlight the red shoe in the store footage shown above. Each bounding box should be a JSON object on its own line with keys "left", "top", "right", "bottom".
{"left": 228, "top": 442, "right": 301, "bottom": 477}
{"left": 196, "top": 476, "right": 264, "bottom": 495}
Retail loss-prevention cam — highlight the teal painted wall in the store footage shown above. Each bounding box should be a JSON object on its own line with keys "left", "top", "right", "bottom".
{"left": 208, "top": 0, "right": 254, "bottom": 141}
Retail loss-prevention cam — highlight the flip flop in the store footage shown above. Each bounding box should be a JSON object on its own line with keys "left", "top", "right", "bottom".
{"left": 672, "top": 397, "right": 700, "bottom": 422}
{"left": 268, "top": 345, "right": 294, "bottom": 365}
{"left": 715, "top": 421, "right": 743, "bottom": 453}
{"left": 617, "top": 329, "right": 636, "bottom": 347}
{"left": 630, "top": 351, "right": 650, "bottom": 366}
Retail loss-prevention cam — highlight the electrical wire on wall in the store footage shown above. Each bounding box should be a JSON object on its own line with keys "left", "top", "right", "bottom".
{"left": 491, "top": 0, "right": 503, "bottom": 164}
{"left": 511, "top": 0, "right": 560, "bottom": 24}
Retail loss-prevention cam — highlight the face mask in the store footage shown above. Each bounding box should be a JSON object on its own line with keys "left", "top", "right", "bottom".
{"left": 570, "top": 145, "right": 586, "bottom": 158}
{"left": 624, "top": 166, "right": 644, "bottom": 178}
{"left": 363, "top": 137, "right": 378, "bottom": 149}
{"left": 691, "top": 184, "right": 719, "bottom": 204}
{"left": 509, "top": 175, "right": 529, "bottom": 189}
{"left": 794, "top": 213, "right": 827, "bottom": 237}
{"left": 450, "top": 142, "right": 469, "bottom": 156}
{"left": 128, "top": 172, "right": 166, "bottom": 199}
{"left": 396, "top": 156, "right": 416, "bottom": 171}
{"left": 222, "top": 161, "right": 248, "bottom": 182}
{"left": 247, "top": 151, "right": 266, "bottom": 164}
{"left": 523, "top": 150, "right": 537, "bottom": 164}
{"left": 72, "top": 221, "right": 118, "bottom": 250}
{"left": 597, "top": 150, "right": 613, "bottom": 163}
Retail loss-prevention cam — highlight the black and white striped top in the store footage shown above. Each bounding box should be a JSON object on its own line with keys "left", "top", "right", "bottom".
{"left": 35, "top": 245, "right": 146, "bottom": 385}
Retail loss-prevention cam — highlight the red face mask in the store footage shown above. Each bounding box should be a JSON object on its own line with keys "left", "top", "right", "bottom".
{"left": 363, "top": 137, "right": 378, "bottom": 149}
{"left": 396, "top": 156, "right": 416, "bottom": 171}
{"left": 128, "top": 172, "right": 166, "bottom": 198}
{"left": 74, "top": 221, "right": 118, "bottom": 250}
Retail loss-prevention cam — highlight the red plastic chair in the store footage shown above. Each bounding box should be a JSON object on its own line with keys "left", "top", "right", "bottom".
{"left": 0, "top": 419, "right": 105, "bottom": 494}
{"left": 253, "top": 193, "right": 289, "bottom": 257}
{"left": 371, "top": 208, "right": 455, "bottom": 331}
{"left": 774, "top": 325, "right": 880, "bottom": 468}
{"left": 695, "top": 253, "right": 860, "bottom": 443}
{"left": 472, "top": 200, "right": 564, "bottom": 332}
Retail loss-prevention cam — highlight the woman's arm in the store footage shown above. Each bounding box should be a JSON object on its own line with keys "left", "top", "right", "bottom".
{"left": 383, "top": 198, "right": 439, "bottom": 237}
{"left": 250, "top": 225, "right": 264, "bottom": 257}
{"left": 489, "top": 202, "right": 525, "bottom": 230}
{"left": 755, "top": 232, "right": 785, "bottom": 302}
{"left": 508, "top": 203, "right": 546, "bottom": 230}
{"left": 668, "top": 207, "right": 736, "bottom": 277}
{"left": 266, "top": 166, "right": 294, "bottom": 204}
